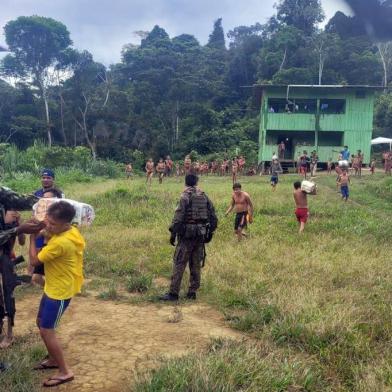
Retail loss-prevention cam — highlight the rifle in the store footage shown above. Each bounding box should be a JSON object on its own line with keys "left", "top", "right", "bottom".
{"left": 0, "top": 255, "right": 30, "bottom": 330}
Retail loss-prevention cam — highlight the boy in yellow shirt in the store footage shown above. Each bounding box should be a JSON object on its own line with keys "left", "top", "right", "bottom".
{"left": 29, "top": 201, "right": 85, "bottom": 388}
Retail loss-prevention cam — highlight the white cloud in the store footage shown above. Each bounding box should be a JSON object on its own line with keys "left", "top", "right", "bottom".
{"left": 0, "top": 0, "right": 348, "bottom": 65}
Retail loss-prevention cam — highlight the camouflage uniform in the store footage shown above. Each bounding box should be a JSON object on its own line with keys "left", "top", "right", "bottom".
{"left": 169, "top": 186, "right": 216, "bottom": 296}
{"left": 0, "top": 187, "right": 38, "bottom": 331}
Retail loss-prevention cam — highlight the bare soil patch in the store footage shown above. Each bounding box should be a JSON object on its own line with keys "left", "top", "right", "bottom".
{"left": 13, "top": 293, "right": 242, "bottom": 391}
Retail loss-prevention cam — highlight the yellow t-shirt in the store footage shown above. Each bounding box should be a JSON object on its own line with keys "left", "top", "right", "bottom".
{"left": 38, "top": 226, "right": 85, "bottom": 300}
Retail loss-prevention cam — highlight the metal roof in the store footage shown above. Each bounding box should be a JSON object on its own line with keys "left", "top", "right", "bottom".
{"left": 252, "top": 84, "right": 385, "bottom": 90}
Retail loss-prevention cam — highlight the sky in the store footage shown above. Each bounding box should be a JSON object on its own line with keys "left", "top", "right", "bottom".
{"left": 0, "top": 0, "right": 351, "bottom": 66}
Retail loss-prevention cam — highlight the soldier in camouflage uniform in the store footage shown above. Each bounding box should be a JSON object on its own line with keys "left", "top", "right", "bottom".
{"left": 0, "top": 187, "right": 44, "bottom": 353}
{"left": 160, "top": 174, "right": 217, "bottom": 301}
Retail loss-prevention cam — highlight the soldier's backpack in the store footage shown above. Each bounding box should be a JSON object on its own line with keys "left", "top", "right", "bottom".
{"left": 186, "top": 190, "right": 209, "bottom": 223}
{"left": 184, "top": 190, "right": 217, "bottom": 241}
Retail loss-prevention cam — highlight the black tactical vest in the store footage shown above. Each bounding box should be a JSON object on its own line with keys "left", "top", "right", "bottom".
{"left": 185, "top": 190, "right": 209, "bottom": 224}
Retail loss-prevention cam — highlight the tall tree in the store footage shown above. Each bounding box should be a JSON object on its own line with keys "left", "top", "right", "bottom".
{"left": 63, "top": 50, "right": 109, "bottom": 159}
{"left": 275, "top": 0, "right": 325, "bottom": 35}
{"left": 207, "top": 18, "right": 226, "bottom": 50}
{"left": 1, "top": 16, "right": 72, "bottom": 147}
{"left": 325, "top": 11, "right": 366, "bottom": 39}
{"left": 310, "top": 30, "right": 339, "bottom": 85}
{"left": 227, "top": 24, "right": 264, "bottom": 96}
{"left": 377, "top": 41, "right": 392, "bottom": 87}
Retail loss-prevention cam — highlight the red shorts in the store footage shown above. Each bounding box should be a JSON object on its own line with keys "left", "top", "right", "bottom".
{"left": 295, "top": 208, "right": 309, "bottom": 223}
{"left": 300, "top": 166, "right": 307, "bottom": 174}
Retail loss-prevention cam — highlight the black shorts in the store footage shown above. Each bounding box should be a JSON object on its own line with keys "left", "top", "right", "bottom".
{"left": 33, "top": 263, "right": 45, "bottom": 275}
{"left": 234, "top": 212, "right": 247, "bottom": 230}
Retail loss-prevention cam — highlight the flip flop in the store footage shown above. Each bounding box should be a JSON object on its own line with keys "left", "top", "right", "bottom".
{"left": 43, "top": 375, "right": 74, "bottom": 387}
{"left": 33, "top": 362, "right": 59, "bottom": 370}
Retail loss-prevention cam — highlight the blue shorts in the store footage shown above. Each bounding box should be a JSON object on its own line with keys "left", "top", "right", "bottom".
{"left": 37, "top": 294, "right": 71, "bottom": 329}
{"left": 270, "top": 176, "right": 278, "bottom": 185}
{"left": 341, "top": 185, "right": 349, "bottom": 199}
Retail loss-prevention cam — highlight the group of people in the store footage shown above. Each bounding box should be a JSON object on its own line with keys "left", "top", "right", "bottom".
{"left": 0, "top": 169, "right": 85, "bottom": 387}
{"left": 3, "top": 143, "right": 389, "bottom": 387}
{"left": 126, "top": 155, "right": 254, "bottom": 185}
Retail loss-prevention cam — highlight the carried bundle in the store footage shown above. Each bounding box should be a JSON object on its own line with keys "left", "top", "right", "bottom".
{"left": 301, "top": 180, "right": 317, "bottom": 195}
{"left": 338, "top": 160, "right": 349, "bottom": 169}
{"left": 33, "top": 198, "right": 95, "bottom": 226}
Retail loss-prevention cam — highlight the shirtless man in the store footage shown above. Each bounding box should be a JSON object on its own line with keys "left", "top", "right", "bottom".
{"left": 175, "top": 162, "right": 180, "bottom": 181}
{"left": 165, "top": 156, "right": 173, "bottom": 177}
{"left": 220, "top": 160, "right": 226, "bottom": 177}
{"left": 238, "top": 156, "right": 246, "bottom": 174}
{"left": 385, "top": 151, "right": 392, "bottom": 175}
{"left": 225, "top": 183, "right": 254, "bottom": 241}
{"left": 194, "top": 161, "right": 200, "bottom": 175}
{"left": 270, "top": 158, "right": 283, "bottom": 191}
{"left": 310, "top": 151, "right": 318, "bottom": 177}
{"left": 145, "top": 159, "right": 154, "bottom": 185}
{"left": 125, "top": 163, "right": 133, "bottom": 179}
{"left": 299, "top": 152, "right": 308, "bottom": 179}
{"left": 352, "top": 155, "right": 360, "bottom": 177}
{"left": 231, "top": 158, "right": 238, "bottom": 184}
{"left": 156, "top": 158, "right": 166, "bottom": 184}
{"left": 293, "top": 181, "right": 308, "bottom": 234}
{"left": 184, "top": 155, "right": 192, "bottom": 174}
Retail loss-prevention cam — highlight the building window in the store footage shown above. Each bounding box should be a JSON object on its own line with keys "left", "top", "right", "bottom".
{"left": 318, "top": 131, "right": 344, "bottom": 146}
{"left": 267, "top": 98, "right": 317, "bottom": 114}
{"left": 319, "top": 99, "right": 346, "bottom": 114}
{"left": 266, "top": 130, "right": 315, "bottom": 145}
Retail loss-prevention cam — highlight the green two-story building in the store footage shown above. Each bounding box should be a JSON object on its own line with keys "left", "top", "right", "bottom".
{"left": 257, "top": 85, "right": 380, "bottom": 165}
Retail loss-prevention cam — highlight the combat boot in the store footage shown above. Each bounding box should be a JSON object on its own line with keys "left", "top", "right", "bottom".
{"left": 186, "top": 292, "right": 196, "bottom": 300}
{"left": 158, "top": 292, "right": 179, "bottom": 301}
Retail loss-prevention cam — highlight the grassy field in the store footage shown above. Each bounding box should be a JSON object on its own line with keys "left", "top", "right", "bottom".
{"left": 3, "top": 172, "right": 392, "bottom": 391}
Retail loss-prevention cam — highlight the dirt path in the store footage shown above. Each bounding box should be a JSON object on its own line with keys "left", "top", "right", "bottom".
{"left": 15, "top": 293, "right": 243, "bottom": 391}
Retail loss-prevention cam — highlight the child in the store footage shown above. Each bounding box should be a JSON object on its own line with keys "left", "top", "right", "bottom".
{"left": 293, "top": 181, "right": 308, "bottom": 234}
{"left": 29, "top": 201, "right": 85, "bottom": 387}
{"left": 338, "top": 171, "right": 350, "bottom": 201}
{"left": 225, "top": 183, "right": 254, "bottom": 241}
{"left": 370, "top": 158, "right": 376, "bottom": 175}
{"left": 270, "top": 159, "right": 283, "bottom": 191}
{"left": 335, "top": 165, "right": 343, "bottom": 192}
{"left": 327, "top": 158, "right": 333, "bottom": 174}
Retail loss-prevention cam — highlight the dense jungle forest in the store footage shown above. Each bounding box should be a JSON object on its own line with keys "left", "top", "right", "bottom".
{"left": 1, "top": 0, "right": 392, "bottom": 165}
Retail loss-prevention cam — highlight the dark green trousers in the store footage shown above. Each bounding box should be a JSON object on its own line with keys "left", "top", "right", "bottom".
{"left": 169, "top": 239, "right": 204, "bottom": 295}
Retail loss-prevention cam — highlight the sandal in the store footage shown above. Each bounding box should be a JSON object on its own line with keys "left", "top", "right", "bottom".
{"left": 43, "top": 375, "right": 74, "bottom": 387}
{"left": 33, "top": 362, "right": 59, "bottom": 370}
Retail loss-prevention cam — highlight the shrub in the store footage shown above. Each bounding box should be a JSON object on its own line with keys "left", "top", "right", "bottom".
{"left": 126, "top": 274, "right": 153, "bottom": 293}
